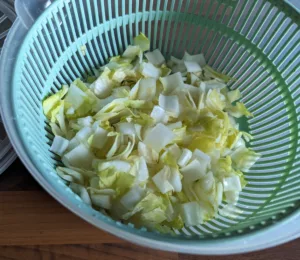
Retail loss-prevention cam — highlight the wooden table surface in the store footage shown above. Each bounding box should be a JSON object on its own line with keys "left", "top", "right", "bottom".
{"left": 0, "top": 159, "right": 299, "bottom": 260}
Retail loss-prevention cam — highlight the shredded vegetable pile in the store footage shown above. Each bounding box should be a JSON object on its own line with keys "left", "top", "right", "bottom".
{"left": 43, "top": 33, "right": 260, "bottom": 233}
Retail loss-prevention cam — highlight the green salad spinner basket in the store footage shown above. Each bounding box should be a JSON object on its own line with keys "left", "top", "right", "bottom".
{"left": 1, "top": 0, "right": 299, "bottom": 255}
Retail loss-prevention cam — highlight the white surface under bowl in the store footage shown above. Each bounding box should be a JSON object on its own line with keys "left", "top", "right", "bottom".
{"left": 0, "top": 0, "right": 17, "bottom": 175}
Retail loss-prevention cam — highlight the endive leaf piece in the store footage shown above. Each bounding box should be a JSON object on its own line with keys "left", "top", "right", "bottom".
{"left": 133, "top": 33, "right": 150, "bottom": 51}
{"left": 231, "top": 147, "right": 260, "bottom": 171}
{"left": 62, "top": 144, "right": 94, "bottom": 169}
{"left": 138, "top": 142, "right": 159, "bottom": 163}
{"left": 136, "top": 156, "right": 149, "bottom": 182}
{"left": 145, "top": 49, "right": 165, "bottom": 66}
{"left": 144, "top": 123, "right": 175, "bottom": 153}
{"left": 223, "top": 176, "right": 242, "bottom": 192}
{"left": 91, "top": 194, "right": 112, "bottom": 209}
{"left": 177, "top": 148, "right": 192, "bottom": 167}
{"left": 152, "top": 166, "right": 173, "bottom": 194}
{"left": 204, "top": 65, "right": 233, "bottom": 83}
{"left": 184, "top": 61, "right": 202, "bottom": 73}
{"left": 159, "top": 94, "right": 180, "bottom": 118}
{"left": 43, "top": 85, "right": 68, "bottom": 119}
{"left": 183, "top": 52, "right": 206, "bottom": 67}
{"left": 120, "top": 185, "right": 145, "bottom": 210}
{"left": 160, "top": 72, "right": 184, "bottom": 94}
{"left": 180, "top": 201, "right": 204, "bottom": 226}
{"left": 181, "top": 159, "right": 206, "bottom": 182}
{"left": 122, "top": 45, "right": 141, "bottom": 59}
{"left": 228, "top": 102, "right": 253, "bottom": 118}
{"left": 98, "top": 160, "right": 132, "bottom": 173}
{"left": 142, "top": 62, "right": 161, "bottom": 79}
{"left": 70, "top": 183, "right": 91, "bottom": 205}
{"left": 137, "top": 78, "right": 156, "bottom": 100}
{"left": 227, "top": 89, "right": 241, "bottom": 103}
{"left": 50, "top": 136, "right": 69, "bottom": 156}
{"left": 150, "top": 105, "right": 169, "bottom": 123}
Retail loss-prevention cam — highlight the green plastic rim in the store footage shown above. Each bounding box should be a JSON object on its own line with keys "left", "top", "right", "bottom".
{"left": 1, "top": 0, "right": 300, "bottom": 254}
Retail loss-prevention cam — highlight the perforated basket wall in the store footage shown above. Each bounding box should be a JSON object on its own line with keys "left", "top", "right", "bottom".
{"left": 10, "top": 0, "right": 300, "bottom": 242}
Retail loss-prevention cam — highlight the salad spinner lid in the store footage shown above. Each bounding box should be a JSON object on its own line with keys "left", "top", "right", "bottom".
{"left": 0, "top": 0, "right": 17, "bottom": 175}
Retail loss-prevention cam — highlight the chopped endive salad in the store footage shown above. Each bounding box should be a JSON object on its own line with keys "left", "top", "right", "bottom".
{"left": 43, "top": 33, "right": 260, "bottom": 233}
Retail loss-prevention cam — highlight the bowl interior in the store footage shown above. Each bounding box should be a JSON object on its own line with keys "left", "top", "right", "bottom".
{"left": 11, "top": 0, "right": 300, "bottom": 242}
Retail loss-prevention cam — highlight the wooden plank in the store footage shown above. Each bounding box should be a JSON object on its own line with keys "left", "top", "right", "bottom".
{"left": 1, "top": 240, "right": 300, "bottom": 260}
{"left": 0, "top": 244, "right": 179, "bottom": 260}
{"left": 0, "top": 191, "right": 121, "bottom": 245}
{"left": 179, "top": 238, "right": 300, "bottom": 260}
